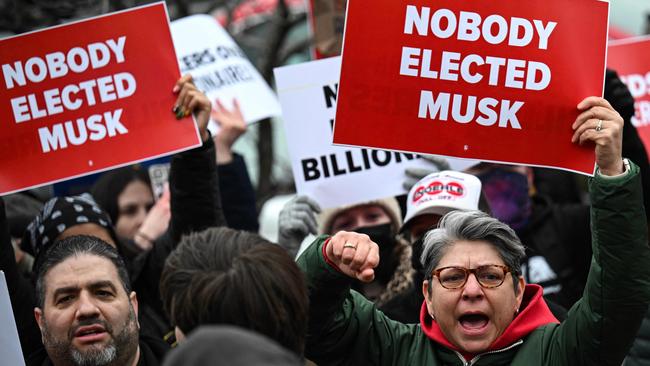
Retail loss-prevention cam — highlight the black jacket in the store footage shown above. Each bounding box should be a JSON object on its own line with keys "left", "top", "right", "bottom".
{"left": 518, "top": 194, "right": 591, "bottom": 309}
{"left": 218, "top": 153, "right": 258, "bottom": 232}
{"left": 128, "top": 138, "right": 226, "bottom": 339}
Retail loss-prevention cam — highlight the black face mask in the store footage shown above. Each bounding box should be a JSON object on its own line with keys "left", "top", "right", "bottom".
{"left": 355, "top": 223, "right": 397, "bottom": 284}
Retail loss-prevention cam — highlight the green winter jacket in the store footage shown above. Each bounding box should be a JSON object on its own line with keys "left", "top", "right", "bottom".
{"left": 297, "top": 162, "right": 650, "bottom": 366}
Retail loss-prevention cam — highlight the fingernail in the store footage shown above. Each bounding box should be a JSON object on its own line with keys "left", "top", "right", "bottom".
{"left": 172, "top": 85, "right": 180, "bottom": 93}
{"left": 175, "top": 108, "right": 185, "bottom": 119}
{"left": 172, "top": 106, "right": 179, "bottom": 114}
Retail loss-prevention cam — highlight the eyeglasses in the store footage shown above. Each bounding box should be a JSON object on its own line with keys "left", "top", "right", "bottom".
{"left": 433, "top": 265, "right": 511, "bottom": 289}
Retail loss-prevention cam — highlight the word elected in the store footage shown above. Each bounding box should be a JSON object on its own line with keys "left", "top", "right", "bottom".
{"left": 10, "top": 73, "right": 136, "bottom": 123}
{"left": 621, "top": 72, "right": 650, "bottom": 128}
{"left": 399, "top": 6, "right": 556, "bottom": 129}
{"left": 1, "top": 36, "right": 135, "bottom": 153}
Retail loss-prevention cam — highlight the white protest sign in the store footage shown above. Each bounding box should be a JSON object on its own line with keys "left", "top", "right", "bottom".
{"left": 274, "top": 57, "right": 477, "bottom": 209}
{"left": 0, "top": 271, "right": 25, "bottom": 366}
{"left": 171, "top": 15, "right": 282, "bottom": 133}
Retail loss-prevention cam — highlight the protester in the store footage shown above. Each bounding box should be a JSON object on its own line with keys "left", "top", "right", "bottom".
{"left": 91, "top": 165, "right": 168, "bottom": 255}
{"left": 380, "top": 170, "right": 483, "bottom": 323}
{"left": 162, "top": 326, "right": 302, "bottom": 366}
{"left": 159, "top": 226, "right": 308, "bottom": 356}
{"left": 279, "top": 195, "right": 413, "bottom": 305}
{"left": 297, "top": 96, "right": 650, "bottom": 365}
{"left": 0, "top": 74, "right": 225, "bottom": 360}
{"left": 30, "top": 235, "right": 168, "bottom": 365}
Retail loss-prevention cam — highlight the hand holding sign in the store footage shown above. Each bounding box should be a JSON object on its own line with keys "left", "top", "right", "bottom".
{"left": 572, "top": 97, "right": 625, "bottom": 176}
{"left": 173, "top": 74, "right": 211, "bottom": 142}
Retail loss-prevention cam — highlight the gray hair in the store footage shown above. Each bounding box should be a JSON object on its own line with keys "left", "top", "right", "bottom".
{"left": 420, "top": 210, "right": 526, "bottom": 295}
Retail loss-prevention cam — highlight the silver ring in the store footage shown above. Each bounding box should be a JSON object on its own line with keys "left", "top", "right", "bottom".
{"left": 343, "top": 242, "right": 357, "bottom": 250}
{"left": 596, "top": 119, "right": 603, "bottom": 132}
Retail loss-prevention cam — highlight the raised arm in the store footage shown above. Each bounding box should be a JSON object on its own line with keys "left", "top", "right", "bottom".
{"left": 548, "top": 97, "right": 650, "bottom": 365}
{"left": 297, "top": 232, "right": 424, "bottom": 365}
{"left": 132, "top": 76, "right": 226, "bottom": 331}
{"left": 211, "top": 99, "right": 258, "bottom": 232}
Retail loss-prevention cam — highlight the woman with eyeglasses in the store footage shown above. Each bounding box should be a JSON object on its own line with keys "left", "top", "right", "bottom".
{"left": 297, "top": 96, "right": 650, "bottom": 365}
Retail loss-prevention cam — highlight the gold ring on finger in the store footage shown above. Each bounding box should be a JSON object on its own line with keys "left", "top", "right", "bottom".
{"left": 343, "top": 242, "right": 357, "bottom": 250}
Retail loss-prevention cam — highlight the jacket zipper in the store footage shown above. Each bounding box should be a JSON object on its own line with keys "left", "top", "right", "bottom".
{"left": 453, "top": 339, "right": 524, "bottom": 366}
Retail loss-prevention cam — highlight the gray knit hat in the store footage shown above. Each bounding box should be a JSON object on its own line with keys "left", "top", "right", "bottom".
{"left": 318, "top": 197, "right": 402, "bottom": 235}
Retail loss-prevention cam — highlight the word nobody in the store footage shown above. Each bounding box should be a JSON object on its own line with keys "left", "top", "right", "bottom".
{"left": 2, "top": 36, "right": 137, "bottom": 153}
{"left": 400, "top": 6, "right": 557, "bottom": 129}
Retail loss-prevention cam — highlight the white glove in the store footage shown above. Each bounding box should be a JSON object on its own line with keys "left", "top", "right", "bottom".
{"left": 277, "top": 195, "right": 321, "bottom": 258}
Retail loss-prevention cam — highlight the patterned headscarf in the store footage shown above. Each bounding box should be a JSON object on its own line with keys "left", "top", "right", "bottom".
{"left": 21, "top": 193, "right": 116, "bottom": 267}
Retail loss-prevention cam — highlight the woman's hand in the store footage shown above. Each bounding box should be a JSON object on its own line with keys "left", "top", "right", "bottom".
{"left": 325, "top": 231, "right": 380, "bottom": 282}
{"left": 572, "top": 96, "right": 625, "bottom": 176}
{"left": 173, "top": 74, "right": 211, "bottom": 142}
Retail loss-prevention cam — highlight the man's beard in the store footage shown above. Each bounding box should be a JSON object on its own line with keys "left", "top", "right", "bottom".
{"left": 42, "top": 305, "right": 139, "bottom": 366}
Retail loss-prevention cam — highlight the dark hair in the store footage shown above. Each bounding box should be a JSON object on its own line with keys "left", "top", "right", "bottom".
{"left": 35, "top": 235, "right": 131, "bottom": 308}
{"left": 91, "top": 165, "right": 152, "bottom": 224}
{"left": 160, "top": 227, "right": 309, "bottom": 356}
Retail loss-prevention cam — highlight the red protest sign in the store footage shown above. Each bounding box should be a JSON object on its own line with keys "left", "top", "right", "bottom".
{"left": 608, "top": 36, "right": 650, "bottom": 159}
{"left": 0, "top": 2, "right": 201, "bottom": 196}
{"left": 333, "top": 0, "right": 609, "bottom": 175}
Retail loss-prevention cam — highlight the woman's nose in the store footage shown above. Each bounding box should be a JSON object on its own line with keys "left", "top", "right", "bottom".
{"left": 461, "top": 273, "right": 485, "bottom": 300}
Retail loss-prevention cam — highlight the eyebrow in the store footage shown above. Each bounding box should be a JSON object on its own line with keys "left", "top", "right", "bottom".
{"left": 51, "top": 280, "right": 119, "bottom": 301}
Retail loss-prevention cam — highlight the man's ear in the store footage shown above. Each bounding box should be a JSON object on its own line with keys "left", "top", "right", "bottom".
{"left": 129, "top": 291, "right": 140, "bottom": 328}
{"left": 34, "top": 307, "right": 46, "bottom": 343}
{"left": 34, "top": 307, "right": 43, "bottom": 329}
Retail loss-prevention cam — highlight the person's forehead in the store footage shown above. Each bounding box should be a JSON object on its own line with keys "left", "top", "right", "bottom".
{"left": 45, "top": 254, "right": 122, "bottom": 294}
{"left": 118, "top": 180, "right": 153, "bottom": 204}
{"left": 438, "top": 240, "right": 504, "bottom": 266}
{"left": 56, "top": 224, "right": 115, "bottom": 247}
{"left": 340, "top": 204, "right": 387, "bottom": 217}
